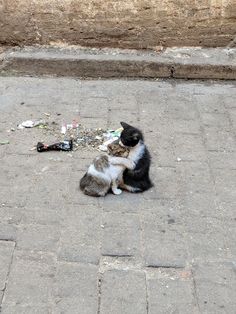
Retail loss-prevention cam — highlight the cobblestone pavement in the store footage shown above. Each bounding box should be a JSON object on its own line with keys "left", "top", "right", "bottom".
{"left": 0, "top": 77, "right": 236, "bottom": 314}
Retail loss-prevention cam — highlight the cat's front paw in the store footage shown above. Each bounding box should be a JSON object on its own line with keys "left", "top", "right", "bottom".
{"left": 113, "top": 188, "right": 122, "bottom": 195}
{"left": 130, "top": 161, "right": 136, "bottom": 169}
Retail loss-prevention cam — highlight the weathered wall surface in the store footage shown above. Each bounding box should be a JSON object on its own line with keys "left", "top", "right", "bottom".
{"left": 0, "top": 0, "right": 236, "bottom": 48}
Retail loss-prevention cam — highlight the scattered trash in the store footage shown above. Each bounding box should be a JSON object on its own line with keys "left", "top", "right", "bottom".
{"left": 0, "top": 140, "right": 9, "bottom": 145}
{"left": 18, "top": 120, "right": 34, "bottom": 128}
{"left": 98, "top": 128, "right": 123, "bottom": 151}
{"left": 103, "top": 128, "right": 123, "bottom": 140}
{"left": 61, "top": 123, "right": 67, "bottom": 134}
{"left": 16, "top": 116, "right": 122, "bottom": 152}
{"left": 61, "top": 120, "right": 79, "bottom": 134}
{"left": 99, "top": 138, "right": 117, "bottom": 152}
{"left": 67, "top": 121, "right": 79, "bottom": 130}
{"left": 18, "top": 120, "right": 47, "bottom": 129}
{"left": 38, "top": 124, "right": 48, "bottom": 129}
{"left": 75, "top": 126, "right": 106, "bottom": 149}
{"left": 66, "top": 124, "right": 73, "bottom": 130}
{"left": 31, "top": 120, "right": 47, "bottom": 128}
{"left": 95, "top": 135, "right": 102, "bottom": 140}
{"left": 37, "top": 140, "right": 73, "bottom": 152}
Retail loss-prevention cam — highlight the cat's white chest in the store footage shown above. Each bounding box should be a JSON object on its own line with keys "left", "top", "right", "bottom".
{"left": 128, "top": 143, "right": 145, "bottom": 163}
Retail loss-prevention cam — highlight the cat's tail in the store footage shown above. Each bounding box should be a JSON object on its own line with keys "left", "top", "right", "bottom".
{"left": 121, "top": 178, "right": 154, "bottom": 193}
{"left": 120, "top": 183, "right": 142, "bottom": 193}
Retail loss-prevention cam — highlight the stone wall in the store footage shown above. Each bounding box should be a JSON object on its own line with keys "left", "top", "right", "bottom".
{"left": 0, "top": 0, "right": 235, "bottom": 48}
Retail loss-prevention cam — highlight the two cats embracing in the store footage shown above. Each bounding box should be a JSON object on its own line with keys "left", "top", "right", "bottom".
{"left": 80, "top": 122, "right": 153, "bottom": 197}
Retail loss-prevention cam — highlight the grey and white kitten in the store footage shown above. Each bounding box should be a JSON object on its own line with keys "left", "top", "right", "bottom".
{"left": 80, "top": 141, "right": 134, "bottom": 197}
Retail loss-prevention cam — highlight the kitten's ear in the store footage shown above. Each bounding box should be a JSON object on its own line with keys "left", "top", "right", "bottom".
{"left": 120, "top": 121, "right": 131, "bottom": 129}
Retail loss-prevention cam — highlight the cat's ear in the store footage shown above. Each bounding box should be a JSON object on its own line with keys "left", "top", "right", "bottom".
{"left": 120, "top": 121, "right": 132, "bottom": 129}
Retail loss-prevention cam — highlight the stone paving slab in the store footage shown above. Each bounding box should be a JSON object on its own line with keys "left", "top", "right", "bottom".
{"left": 100, "top": 269, "right": 147, "bottom": 314}
{"left": 0, "top": 77, "right": 236, "bottom": 313}
{"left": 54, "top": 262, "right": 98, "bottom": 314}
{"left": 147, "top": 268, "right": 198, "bottom": 314}
{"left": 193, "top": 262, "right": 236, "bottom": 313}
{"left": 2, "top": 250, "right": 55, "bottom": 311}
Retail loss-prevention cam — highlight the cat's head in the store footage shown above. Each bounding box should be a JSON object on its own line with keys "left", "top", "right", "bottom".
{"left": 120, "top": 122, "right": 143, "bottom": 147}
{"left": 107, "top": 140, "right": 129, "bottom": 157}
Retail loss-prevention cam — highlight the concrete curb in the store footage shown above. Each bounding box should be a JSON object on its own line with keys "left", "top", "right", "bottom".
{"left": 0, "top": 46, "right": 236, "bottom": 80}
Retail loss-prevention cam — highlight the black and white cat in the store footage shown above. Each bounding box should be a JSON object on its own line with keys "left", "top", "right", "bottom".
{"left": 110, "top": 122, "right": 153, "bottom": 192}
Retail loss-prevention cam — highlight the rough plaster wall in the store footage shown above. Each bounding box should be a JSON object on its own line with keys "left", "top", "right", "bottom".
{"left": 0, "top": 0, "right": 235, "bottom": 48}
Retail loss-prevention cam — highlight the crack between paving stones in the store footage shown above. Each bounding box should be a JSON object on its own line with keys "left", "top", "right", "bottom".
{"left": 146, "top": 265, "right": 185, "bottom": 269}
{"left": 0, "top": 238, "right": 16, "bottom": 242}
{"left": 144, "top": 272, "right": 149, "bottom": 314}
{"left": 97, "top": 274, "right": 102, "bottom": 314}
{"left": 0, "top": 241, "right": 16, "bottom": 311}
{"left": 191, "top": 268, "right": 201, "bottom": 312}
{"left": 101, "top": 254, "right": 133, "bottom": 258}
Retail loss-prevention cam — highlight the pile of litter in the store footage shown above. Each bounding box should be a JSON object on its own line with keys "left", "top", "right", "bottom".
{"left": 70, "top": 125, "right": 123, "bottom": 151}
{"left": 75, "top": 125, "right": 105, "bottom": 149}
{"left": 98, "top": 128, "right": 122, "bottom": 151}
{"left": 16, "top": 118, "right": 123, "bottom": 152}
